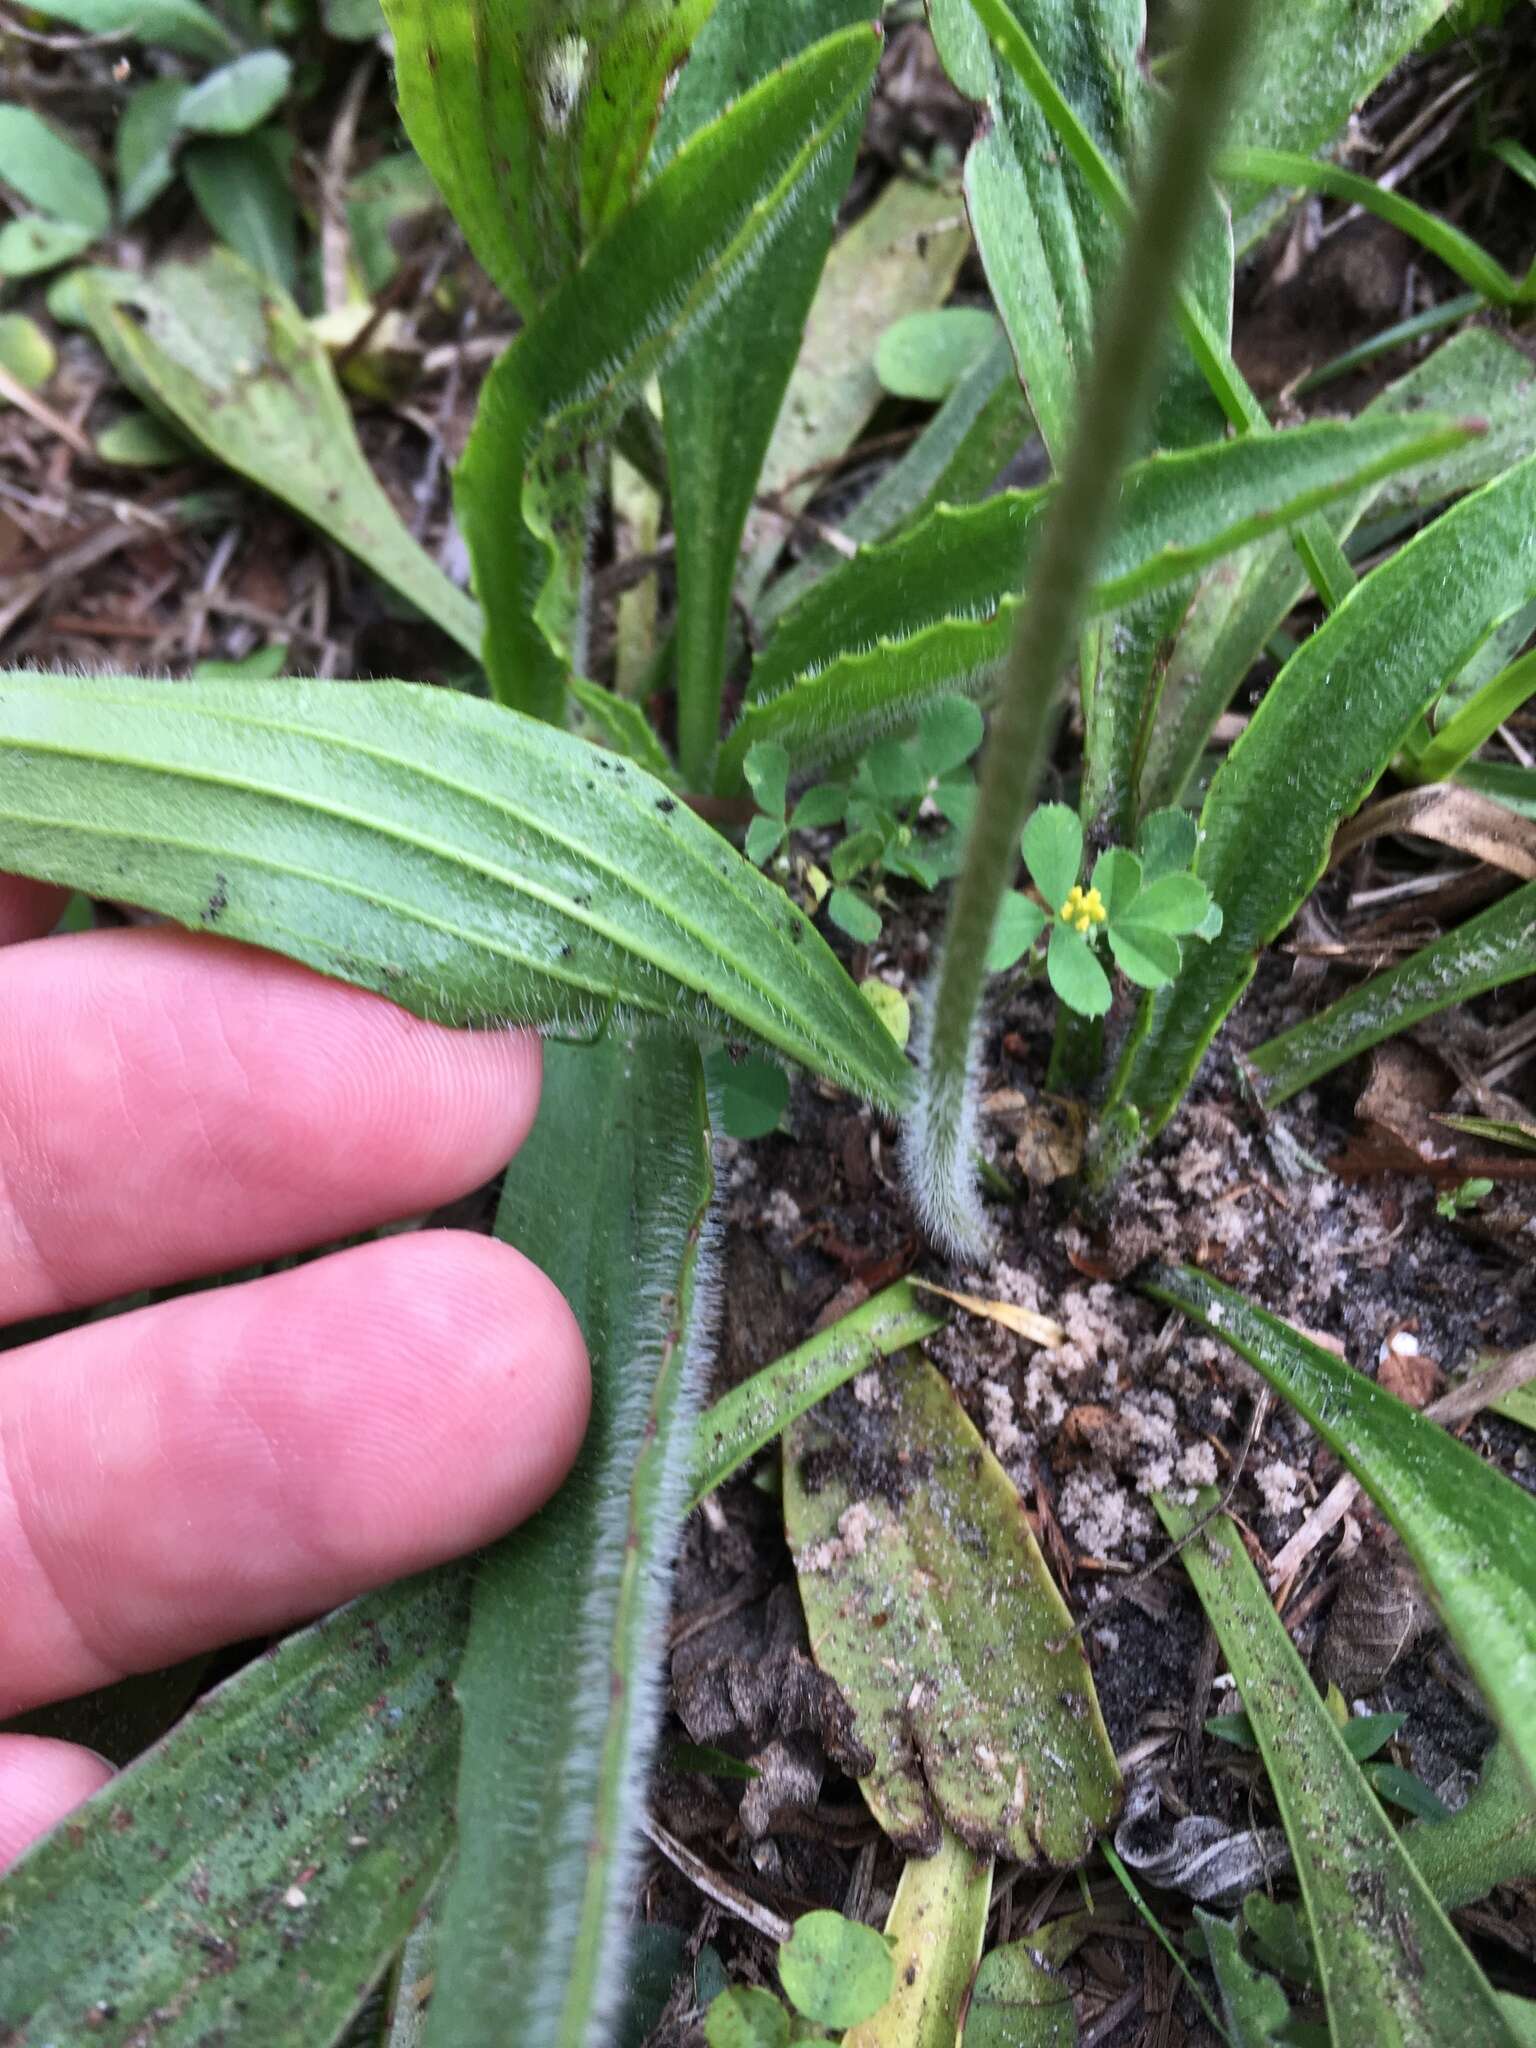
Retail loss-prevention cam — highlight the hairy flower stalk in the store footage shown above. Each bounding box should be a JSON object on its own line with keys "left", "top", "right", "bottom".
{"left": 906, "top": 0, "right": 1258, "bottom": 1252}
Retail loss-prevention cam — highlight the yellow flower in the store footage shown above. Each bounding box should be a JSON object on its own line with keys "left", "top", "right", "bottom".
{"left": 1059, "top": 883, "right": 1106, "bottom": 934}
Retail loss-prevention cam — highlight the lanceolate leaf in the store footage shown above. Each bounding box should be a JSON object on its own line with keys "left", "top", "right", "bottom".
{"left": 453, "top": 25, "right": 880, "bottom": 722}
{"left": 382, "top": 0, "right": 714, "bottom": 314}
{"left": 1147, "top": 1266, "right": 1536, "bottom": 1802}
{"left": 687, "top": 1281, "right": 944, "bottom": 1508}
{"left": 76, "top": 252, "right": 477, "bottom": 648}
{"left": 1222, "top": 0, "right": 1457, "bottom": 249}
{"left": 758, "top": 330, "right": 1031, "bottom": 628}
{"left": 1247, "top": 881, "right": 1536, "bottom": 1107}
{"left": 0, "top": 674, "right": 914, "bottom": 1113}
{"left": 426, "top": 1034, "right": 715, "bottom": 2048}
{"left": 785, "top": 1352, "right": 1121, "bottom": 1865}
{"left": 720, "top": 414, "right": 1473, "bottom": 787}
{"left": 655, "top": 0, "right": 874, "bottom": 787}
{"left": 928, "top": 0, "right": 1228, "bottom": 462}
{"left": 0, "top": 1572, "right": 467, "bottom": 2045}
{"left": 1113, "top": 454, "right": 1536, "bottom": 1136}
{"left": 1141, "top": 326, "right": 1536, "bottom": 813}
{"left": 1157, "top": 1495, "right": 1515, "bottom": 2048}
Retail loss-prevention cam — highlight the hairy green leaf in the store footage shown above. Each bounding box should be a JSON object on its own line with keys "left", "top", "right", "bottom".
{"left": 687, "top": 1281, "right": 944, "bottom": 1509}
{"left": 427, "top": 1034, "right": 714, "bottom": 2048}
{"left": 76, "top": 252, "right": 474, "bottom": 642}
{"left": 1405, "top": 1742, "right": 1536, "bottom": 1910}
{"left": 383, "top": 0, "right": 713, "bottom": 314}
{"left": 929, "top": 0, "right": 1226, "bottom": 461}
{"left": 1141, "top": 327, "right": 1536, "bottom": 814}
{"left": 1158, "top": 1497, "right": 1515, "bottom": 2046}
{"left": 758, "top": 330, "right": 1031, "bottom": 628}
{"left": 1223, "top": 0, "right": 1461, "bottom": 248}
{"left": 0, "top": 1572, "right": 466, "bottom": 2044}
{"left": 723, "top": 414, "right": 1469, "bottom": 786}
{"left": 453, "top": 24, "right": 880, "bottom": 722}
{"left": 1114, "top": 454, "right": 1536, "bottom": 1135}
{"left": 656, "top": 0, "right": 873, "bottom": 786}
{"left": 785, "top": 1352, "right": 1121, "bottom": 1865}
{"left": 1146, "top": 1266, "right": 1536, "bottom": 1802}
{"left": 845, "top": 1832, "right": 991, "bottom": 2048}
{"left": 1247, "top": 881, "right": 1536, "bottom": 1106}
{"left": 0, "top": 674, "right": 914, "bottom": 1111}
{"left": 1195, "top": 1911, "right": 1290, "bottom": 2047}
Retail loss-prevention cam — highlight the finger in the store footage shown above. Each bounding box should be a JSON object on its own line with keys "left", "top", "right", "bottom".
{"left": 0, "top": 1230, "right": 589, "bottom": 1715}
{"left": 0, "top": 1735, "right": 114, "bottom": 1870}
{"left": 0, "top": 875, "right": 65, "bottom": 948}
{"left": 1, "top": 926, "right": 544, "bottom": 1322}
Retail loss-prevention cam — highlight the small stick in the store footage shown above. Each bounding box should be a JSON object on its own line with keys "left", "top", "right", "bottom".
{"left": 640, "top": 1814, "right": 793, "bottom": 1944}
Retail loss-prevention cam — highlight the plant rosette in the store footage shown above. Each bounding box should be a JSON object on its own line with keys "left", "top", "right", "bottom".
{"left": 988, "top": 802, "right": 1221, "bottom": 1016}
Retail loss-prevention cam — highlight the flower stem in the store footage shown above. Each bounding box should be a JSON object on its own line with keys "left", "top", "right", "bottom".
{"left": 908, "top": 0, "right": 1257, "bottom": 1250}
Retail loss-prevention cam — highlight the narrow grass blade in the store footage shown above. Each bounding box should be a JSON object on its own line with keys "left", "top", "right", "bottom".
{"left": 1218, "top": 146, "right": 1533, "bottom": 306}
{"left": 655, "top": 0, "right": 873, "bottom": 787}
{"left": 0, "top": 673, "right": 914, "bottom": 1113}
{"left": 686, "top": 1281, "right": 944, "bottom": 1510}
{"left": 785, "top": 1352, "right": 1121, "bottom": 1864}
{"left": 0, "top": 1572, "right": 466, "bottom": 2045}
{"left": 426, "top": 1034, "right": 715, "bottom": 2048}
{"left": 383, "top": 0, "right": 713, "bottom": 315}
{"left": 1157, "top": 1495, "right": 1516, "bottom": 2046}
{"left": 76, "top": 251, "right": 481, "bottom": 656}
{"left": 720, "top": 414, "right": 1463, "bottom": 790}
{"left": 1408, "top": 646, "right": 1536, "bottom": 781}
{"left": 1113, "top": 453, "right": 1536, "bottom": 1137}
{"left": 453, "top": 24, "right": 879, "bottom": 724}
{"left": 844, "top": 1830, "right": 993, "bottom": 2048}
{"left": 1146, "top": 1265, "right": 1536, "bottom": 1802}
{"left": 1247, "top": 881, "right": 1536, "bottom": 1106}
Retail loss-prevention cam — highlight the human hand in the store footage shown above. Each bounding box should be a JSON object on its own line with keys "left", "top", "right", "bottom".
{"left": 0, "top": 876, "right": 589, "bottom": 1869}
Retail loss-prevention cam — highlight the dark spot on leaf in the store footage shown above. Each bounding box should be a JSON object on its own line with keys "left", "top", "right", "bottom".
{"left": 656, "top": 797, "right": 676, "bottom": 813}
{"left": 202, "top": 874, "right": 228, "bottom": 924}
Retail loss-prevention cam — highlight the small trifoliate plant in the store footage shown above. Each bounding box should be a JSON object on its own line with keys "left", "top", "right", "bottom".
{"left": 744, "top": 696, "right": 984, "bottom": 945}
{"left": 703, "top": 1908, "right": 894, "bottom": 2044}
{"left": 988, "top": 802, "right": 1222, "bottom": 1017}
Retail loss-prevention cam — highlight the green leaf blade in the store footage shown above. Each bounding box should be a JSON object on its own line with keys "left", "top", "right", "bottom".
{"left": 0, "top": 1572, "right": 466, "bottom": 2044}
{"left": 454, "top": 23, "right": 882, "bottom": 724}
{"left": 1159, "top": 1497, "right": 1516, "bottom": 2047}
{"left": 426, "top": 1035, "right": 715, "bottom": 2048}
{"left": 1248, "top": 880, "right": 1536, "bottom": 1106}
{"left": 1117, "top": 454, "right": 1536, "bottom": 1136}
{"left": 0, "top": 674, "right": 915, "bottom": 1113}
{"left": 1146, "top": 1265, "right": 1536, "bottom": 1803}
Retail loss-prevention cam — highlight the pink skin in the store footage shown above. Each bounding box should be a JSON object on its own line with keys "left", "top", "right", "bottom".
{"left": 0, "top": 877, "right": 590, "bottom": 1869}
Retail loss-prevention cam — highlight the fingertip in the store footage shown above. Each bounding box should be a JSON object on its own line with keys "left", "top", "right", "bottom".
{"left": 0, "top": 877, "right": 67, "bottom": 948}
{"left": 0, "top": 1736, "right": 114, "bottom": 1871}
